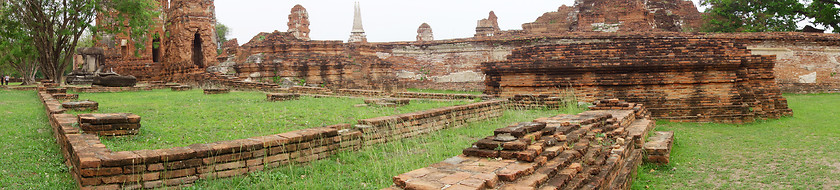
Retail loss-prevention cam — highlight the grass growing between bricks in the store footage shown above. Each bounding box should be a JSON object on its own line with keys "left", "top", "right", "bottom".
{"left": 633, "top": 93, "right": 840, "bottom": 189}
{"left": 187, "top": 108, "right": 582, "bottom": 189}
{"left": 71, "top": 89, "right": 472, "bottom": 152}
{"left": 0, "top": 90, "right": 75, "bottom": 189}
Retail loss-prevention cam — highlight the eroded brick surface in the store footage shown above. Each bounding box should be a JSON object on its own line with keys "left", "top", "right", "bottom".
{"left": 390, "top": 99, "right": 657, "bottom": 189}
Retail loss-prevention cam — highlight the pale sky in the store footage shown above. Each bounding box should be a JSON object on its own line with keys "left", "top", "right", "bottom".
{"left": 214, "top": 0, "right": 706, "bottom": 44}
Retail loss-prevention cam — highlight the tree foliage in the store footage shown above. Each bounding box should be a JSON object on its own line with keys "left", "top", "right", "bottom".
{"left": 0, "top": 1, "right": 39, "bottom": 84}
{"left": 2, "top": 0, "right": 159, "bottom": 84}
{"left": 215, "top": 22, "right": 230, "bottom": 48}
{"left": 701, "top": 0, "right": 840, "bottom": 33}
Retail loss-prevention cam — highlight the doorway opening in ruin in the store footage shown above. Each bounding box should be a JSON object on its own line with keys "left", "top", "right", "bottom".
{"left": 152, "top": 34, "right": 161, "bottom": 63}
{"left": 192, "top": 32, "right": 204, "bottom": 68}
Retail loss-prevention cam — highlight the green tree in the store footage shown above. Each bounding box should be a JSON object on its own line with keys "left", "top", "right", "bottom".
{"left": 702, "top": 0, "right": 840, "bottom": 33}
{"left": 0, "top": 1, "right": 39, "bottom": 85}
{"left": 215, "top": 22, "right": 230, "bottom": 51}
{"left": 3, "top": 0, "right": 159, "bottom": 84}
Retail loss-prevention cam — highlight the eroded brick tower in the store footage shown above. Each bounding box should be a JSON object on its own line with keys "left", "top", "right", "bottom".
{"left": 163, "top": 0, "right": 218, "bottom": 80}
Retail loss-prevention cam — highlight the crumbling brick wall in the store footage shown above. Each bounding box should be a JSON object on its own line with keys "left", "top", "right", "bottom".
{"left": 230, "top": 31, "right": 396, "bottom": 90}
{"left": 481, "top": 33, "right": 793, "bottom": 123}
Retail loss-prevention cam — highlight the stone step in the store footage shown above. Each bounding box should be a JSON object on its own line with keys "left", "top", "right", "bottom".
{"left": 643, "top": 131, "right": 674, "bottom": 164}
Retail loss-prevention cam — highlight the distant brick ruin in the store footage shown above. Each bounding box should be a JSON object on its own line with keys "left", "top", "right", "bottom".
{"left": 416, "top": 23, "right": 434, "bottom": 42}
{"left": 93, "top": 0, "right": 217, "bottom": 81}
{"left": 522, "top": 0, "right": 703, "bottom": 33}
{"left": 287, "top": 4, "right": 311, "bottom": 41}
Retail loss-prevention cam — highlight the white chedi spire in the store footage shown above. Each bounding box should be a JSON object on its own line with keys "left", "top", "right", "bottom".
{"left": 349, "top": 1, "right": 367, "bottom": 43}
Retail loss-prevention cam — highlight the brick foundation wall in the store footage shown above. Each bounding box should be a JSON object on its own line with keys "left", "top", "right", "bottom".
{"left": 482, "top": 34, "right": 793, "bottom": 123}
{"left": 357, "top": 100, "right": 506, "bottom": 145}
{"left": 36, "top": 89, "right": 506, "bottom": 189}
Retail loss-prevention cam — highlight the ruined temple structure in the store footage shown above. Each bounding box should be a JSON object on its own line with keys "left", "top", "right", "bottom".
{"left": 416, "top": 23, "right": 434, "bottom": 42}
{"left": 475, "top": 11, "right": 501, "bottom": 37}
{"left": 93, "top": 0, "right": 217, "bottom": 81}
{"left": 481, "top": 33, "right": 794, "bottom": 123}
{"left": 227, "top": 30, "right": 395, "bottom": 90}
{"left": 522, "top": 0, "right": 703, "bottom": 33}
{"left": 348, "top": 2, "right": 368, "bottom": 43}
{"left": 287, "top": 4, "right": 311, "bottom": 41}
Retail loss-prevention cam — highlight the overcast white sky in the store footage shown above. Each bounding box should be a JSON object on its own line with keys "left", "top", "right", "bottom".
{"left": 215, "top": 0, "right": 705, "bottom": 44}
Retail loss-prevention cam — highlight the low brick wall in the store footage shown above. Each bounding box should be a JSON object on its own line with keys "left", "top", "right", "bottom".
{"left": 36, "top": 89, "right": 507, "bottom": 189}
{"left": 66, "top": 86, "right": 165, "bottom": 93}
{"left": 356, "top": 100, "right": 506, "bottom": 145}
{"left": 392, "top": 92, "right": 492, "bottom": 100}
{"left": 337, "top": 89, "right": 389, "bottom": 97}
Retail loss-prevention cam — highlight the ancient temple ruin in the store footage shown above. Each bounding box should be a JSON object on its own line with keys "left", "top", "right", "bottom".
{"left": 92, "top": 0, "right": 217, "bottom": 81}
{"left": 287, "top": 4, "right": 311, "bottom": 41}
{"left": 416, "top": 23, "right": 434, "bottom": 42}
{"left": 88, "top": 1, "right": 840, "bottom": 116}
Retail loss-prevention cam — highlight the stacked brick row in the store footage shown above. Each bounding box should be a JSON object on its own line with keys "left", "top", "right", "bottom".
{"left": 509, "top": 94, "right": 565, "bottom": 109}
{"left": 356, "top": 100, "right": 507, "bottom": 145}
{"left": 53, "top": 93, "right": 80, "bottom": 100}
{"left": 337, "top": 89, "right": 389, "bottom": 97}
{"left": 289, "top": 86, "right": 332, "bottom": 94}
{"left": 266, "top": 93, "right": 301, "bottom": 101}
{"left": 482, "top": 36, "right": 793, "bottom": 123}
{"left": 392, "top": 92, "right": 492, "bottom": 100}
{"left": 36, "top": 88, "right": 507, "bottom": 189}
{"left": 391, "top": 100, "right": 656, "bottom": 190}
{"left": 61, "top": 101, "right": 99, "bottom": 111}
{"left": 170, "top": 85, "right": 192, "bottom": 91}
{"left": 203, "top": 88, "right": 230, "bottom": 94}
{"left": 66, "top": 86, "right": 163, "bottom": 93}
{"left": 643, "top": 131, "right": 674, "bottom": 164}
{"left": 77, "top": 113, "right": 141, "bottom": 136}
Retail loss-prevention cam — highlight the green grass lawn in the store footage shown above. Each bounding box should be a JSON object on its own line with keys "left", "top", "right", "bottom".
{"left": 187, "top": 108, "right": 574, "bottom": 189}
{"left": 633, "top": 94, "right": 840, "bottom": 189}
{"left": 0, "top": 90, "right": 75, "bottom": 189}
{"left": 71, "top": 89, "right": 473, "bottom": 151}
{"left": 405, "top": 88, "right": 484, "bottom": 95}
{"left": 6, "top": 87, "right": 840, "bottom": 190}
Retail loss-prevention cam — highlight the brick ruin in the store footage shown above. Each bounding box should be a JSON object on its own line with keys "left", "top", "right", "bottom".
{"left": 91, "top": 1, "right": 839, "bottom": 95}
{"left": 417, "top": 23, "right": 434, "bottom": 42}
{"left": 226, "top": 31, "right": 395, "bottom": 90}
{"left": 390, "top": 99, "right": 655, "bottom": 189}
{"left": 287, "top": 5, "right": 311, "bottom": 41}
{"left": 93, "top": 0, "right": 217, "bottom": 81}
{"left": 481, "top": 33, "right": 794, "bottom": 123}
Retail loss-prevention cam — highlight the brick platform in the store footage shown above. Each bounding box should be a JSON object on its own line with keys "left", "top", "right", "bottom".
{"left": 45, "top": 87, "right": 67, "bottom": 95}
{"left": 53, "top": 93, "right": 80, "bottom": 100}
{"left": 337, "top": 89, "right": 389, "bottom": 97}
{"left": 203, "top": 88, "right": 230, "bottom": 94}
{"left": 77, "top": 113, "right": 141, "bottom": 136}
{"left": 393, "top": 92, "right": 492, "bottom": 100}
{"left": 171, "top": 85, "right": 192, "bottom": 91}
{"left": 482, "top": 35, "right": 793, "bottom": 123}
{"left": 364, "top": 98, "right": 410, "bottom": 107}
{"left": 266, "top": 93, "right": 301, "bottom": 101}
{"left": 644, "top": 131, "right": 674, "bottom": 164}
{"left": 61, "top": 101, "right": 99, "bottom": 111}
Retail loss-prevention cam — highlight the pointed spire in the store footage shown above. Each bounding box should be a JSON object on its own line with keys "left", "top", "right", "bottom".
{"left": 349, "top": 2, "right": 367, "bottom": 43}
